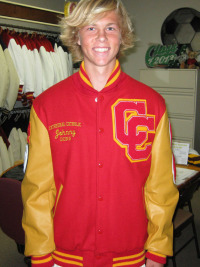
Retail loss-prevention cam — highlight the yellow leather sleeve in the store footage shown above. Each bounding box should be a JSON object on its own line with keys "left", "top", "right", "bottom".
{"left": 21, "top": 106, "right": 56, "bottom": 256}
{"left": 144, "top": 111, "right": 179, "bottom": 256}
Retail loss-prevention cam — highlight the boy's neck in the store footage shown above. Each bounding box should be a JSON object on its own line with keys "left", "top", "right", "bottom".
{"left": 84, "top": 60, "right": 116, "bottom": 92}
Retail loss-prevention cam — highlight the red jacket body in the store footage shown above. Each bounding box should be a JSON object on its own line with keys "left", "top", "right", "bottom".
{"left": 22, "top": 61, "right": 179, "bottom": 267}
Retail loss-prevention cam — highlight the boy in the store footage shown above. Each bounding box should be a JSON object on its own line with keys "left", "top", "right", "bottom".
{"left": 22, "top": 1, "right": 179, "bottom": 266}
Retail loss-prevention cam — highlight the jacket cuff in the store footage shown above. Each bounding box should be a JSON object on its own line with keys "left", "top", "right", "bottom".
{"left": 146, "top": 251, "right": 166, "bottom": 264}
{"left": 31, "top": 254, "right": 54, "bottom": 267}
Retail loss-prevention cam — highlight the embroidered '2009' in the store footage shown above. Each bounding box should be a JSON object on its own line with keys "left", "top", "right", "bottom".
{"left": 111, "top": 99, "right": 155, "bottom": 163}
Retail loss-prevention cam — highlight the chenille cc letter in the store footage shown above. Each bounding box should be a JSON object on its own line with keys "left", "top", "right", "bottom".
{"left": 111, "top": 99, "right": 155, "bottom": 163}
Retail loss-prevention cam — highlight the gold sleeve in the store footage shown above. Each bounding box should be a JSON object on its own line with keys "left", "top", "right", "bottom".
{"left": 21, "top": 106, "right": 56, "bottom": 256}
{"left": 144, "top": 111, "right": 179, "bottom": 256}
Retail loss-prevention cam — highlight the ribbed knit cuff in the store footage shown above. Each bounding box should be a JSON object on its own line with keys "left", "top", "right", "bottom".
{"left": 17, "top": 85, "right": 23, "bottom": 101}
{"left": 146, "top": 251, "right": 166, "bottom": 264}
{"left": 26, "top": 92, "right": 34, "bottom": 100}
{"left": 31, "top": 254, "right": 54, "bottom": 267}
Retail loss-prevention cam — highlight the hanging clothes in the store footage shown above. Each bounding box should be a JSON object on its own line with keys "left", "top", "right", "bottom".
{"left": 0, "top": 136, "right": 12, "bottom": 172}
{"left": 1, "top": 29, "right": 25, "bottom": 89}
{"left": 8, "top": 127, "right": 21, "bottom": 163}
{"left": 0, "top": 108, "right": 30, "bottom": 137}
{"left": 18, "top": 128, "right": 27, "bottom": 160}
{"left": 0, "top": 154, "right": 2, "bottom": 175}
{"left": 34, "top": 35, "right": 55, "bottom": 91}
{"left": 1, "top": 27, "right": 74, "bottom": 110}
{"left": 0, "top": 40, "right": 9, "bottom": 108}
{"left": 28, "top": 33, "right": 43, "bottom": 98}
{"left": 47, "top": 36, "right": 64, "bottom": 82}
{"left": 15, "top": 32, "right": 35, "bottom": 102}
{"left": 0, "top": 34, "right": 20, "bottom": 111}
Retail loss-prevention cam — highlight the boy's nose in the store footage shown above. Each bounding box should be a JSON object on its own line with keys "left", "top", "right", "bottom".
{"left": 97, "top": 29, "right": 107, "bottom": 42}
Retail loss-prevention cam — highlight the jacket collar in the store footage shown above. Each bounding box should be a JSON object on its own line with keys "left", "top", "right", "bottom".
{"left": 78, "top": 60, "right": 121, "bottom": 92}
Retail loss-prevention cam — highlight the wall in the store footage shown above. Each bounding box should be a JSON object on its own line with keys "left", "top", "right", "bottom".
{"left": 121, "top": 0, "right": 200, "bottom": 80}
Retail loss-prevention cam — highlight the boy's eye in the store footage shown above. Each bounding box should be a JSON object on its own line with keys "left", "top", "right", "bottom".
{"left": 88, "top": 27, "right": 95, "bottom": 31}
{"left": 107, "top": 27, "right": 115, "bottom": 31}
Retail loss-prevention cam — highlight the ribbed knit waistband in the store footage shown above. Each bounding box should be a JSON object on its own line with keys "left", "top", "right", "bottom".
{"left": 52, "top": 248, "right": 146, "bottom": 267}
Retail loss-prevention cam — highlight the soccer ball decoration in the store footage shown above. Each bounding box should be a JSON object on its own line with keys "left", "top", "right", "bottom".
{"left": 161, "top": 8, "right": 200, "bottom": 51}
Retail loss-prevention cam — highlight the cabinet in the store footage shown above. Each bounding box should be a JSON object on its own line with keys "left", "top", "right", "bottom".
{"left": 139, "top": 69, "right": 200, "bottom": 152}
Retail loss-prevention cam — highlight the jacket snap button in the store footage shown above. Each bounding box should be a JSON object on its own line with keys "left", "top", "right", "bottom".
{"left": 95, "top": 96, "right": 104, "bottom": 102}
{"left": 98, "top": 229, "right": 103, "bottom": 234}
{"left": 99, "top": 128, "right": 104, "bottom": 133}
{"left": 98, "top": 163, "right": 103, "bottom": 168}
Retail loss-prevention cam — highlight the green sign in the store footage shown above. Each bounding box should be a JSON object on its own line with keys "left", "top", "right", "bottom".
{"left": 145, "top": 44, "right": 179, "bottom": 68}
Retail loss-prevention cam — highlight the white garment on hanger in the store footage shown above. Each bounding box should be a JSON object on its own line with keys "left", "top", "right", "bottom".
{"left": 0, "top": 136, "right": 11, "bottom": 173}
{"left": 50, "top": 51, "right": 62, "bottom": 84}
{"left": 3, "top": 46, "right": 20, "bottom": 111}
{"left": 57, "top": 45, "right": 70, "bottom": 79}
{"left": 39, "top": 46, "right": 55, "bottom": 91}
{"left": 8, "top": 127, "right": 21, "bottom": 163}
{"left": 0, "top": 154, "right": 3, "bottom": 175}
{"left": 33, "top": 47, "right": 43, "bottom": 97}
{"left": 0, "top": 45, "right": 9, "bottom": 107}
{"left": 21, "top": 42, "right": 35, "bottom": 94}
{"left": 54, "top": 44, "right": 67, "bottom": 80}
{"left": 8, "top": 38, "right": 24, "bottom": 86}
{"left": 51, "top": 47, "right": 64, "bottom": 82}
{"left": 18, "top": 128, "right": 27, "bottom": 160}
{"left": 8, "top": 144, "right": 15, "bottom": 166}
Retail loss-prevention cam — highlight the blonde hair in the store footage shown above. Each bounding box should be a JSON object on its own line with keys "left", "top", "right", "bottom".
{"left": 60, "top": 0, "right": 135, "bottom": 62}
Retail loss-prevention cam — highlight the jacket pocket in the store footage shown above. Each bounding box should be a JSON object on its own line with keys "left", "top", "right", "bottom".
{"left": 53, "top": 184, "right": 63, "bottom": 217}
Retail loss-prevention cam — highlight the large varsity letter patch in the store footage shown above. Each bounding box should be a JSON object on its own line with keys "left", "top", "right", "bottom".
{"left": 111, "top": 99, "right": 155, "bottom": 163}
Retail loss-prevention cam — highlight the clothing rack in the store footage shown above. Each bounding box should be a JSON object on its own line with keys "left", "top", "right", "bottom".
{"left": 0, "top": 107, "right": 30, "bottom": 124}
{"left": 0, "top": 0, "right": 63, "bottom": 38}
{"left": 0, "top": 22, "right": 60, "bottom": 36}
{"left": 0, "top": 2, "right": 67, "bottom": 142}
{"left": 0, "top": 24, "right": 58, "bottom": 115}
{"left": 0, "top": 24, "right": 62, "bottom": 113}
{"left": 0, "top": 107, "right": 30, "bottom": 115}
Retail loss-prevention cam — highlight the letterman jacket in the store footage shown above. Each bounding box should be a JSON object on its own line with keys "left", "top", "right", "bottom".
{"left": 22, "top": 60, "right": 179, "bottom": 267}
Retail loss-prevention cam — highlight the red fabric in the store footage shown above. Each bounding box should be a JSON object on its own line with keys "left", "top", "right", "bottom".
{"left": 13, "top": 33, "right": 25, "bottom": 47}
{"left": 146, "top": 251, "right": 166, "bottom": 264}
{"left": 31, "top": 254, "right": 54, "bottom": 267}
{"left": 187, "top": 58, "right": 197, "bottom": 65}
{"left": 1, "top": 30, "right": 12, "bottom": 47}
{"left": 26, "top": 92, "right": 34, "bottom": 100}
{"left": 32, "top": 70, "right": 166, "bottom": 256}
{"left": 17, "top": 85, "right": 23, "bottom": 101}
{"left": 52, "top": 248, "right": 146, "bottom": 267}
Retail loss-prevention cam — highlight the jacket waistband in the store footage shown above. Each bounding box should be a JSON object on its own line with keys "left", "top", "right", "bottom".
{"left": 52, "top": 249, "right": 146, "bottom": 267}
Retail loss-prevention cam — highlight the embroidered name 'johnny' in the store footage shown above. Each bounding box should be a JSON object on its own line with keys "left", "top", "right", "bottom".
{"left": 49, "top": 121, "right": 82, "bottom": 142}
{"left": 111, "top": 99, "right": 155, "bottom": 163}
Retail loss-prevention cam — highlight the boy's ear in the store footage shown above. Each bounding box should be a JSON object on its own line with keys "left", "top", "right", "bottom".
{"left": 77, "top": 32, "right": 81, "bottom": 46}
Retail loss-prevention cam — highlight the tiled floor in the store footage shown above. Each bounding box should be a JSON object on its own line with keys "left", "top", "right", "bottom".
{"left": 0, "top": 228, "right": 27, "bottom": 267}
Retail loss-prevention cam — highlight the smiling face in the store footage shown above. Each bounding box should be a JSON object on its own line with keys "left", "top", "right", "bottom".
{"left": 77, "top": 10, "right": 121, "bottom": 72}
